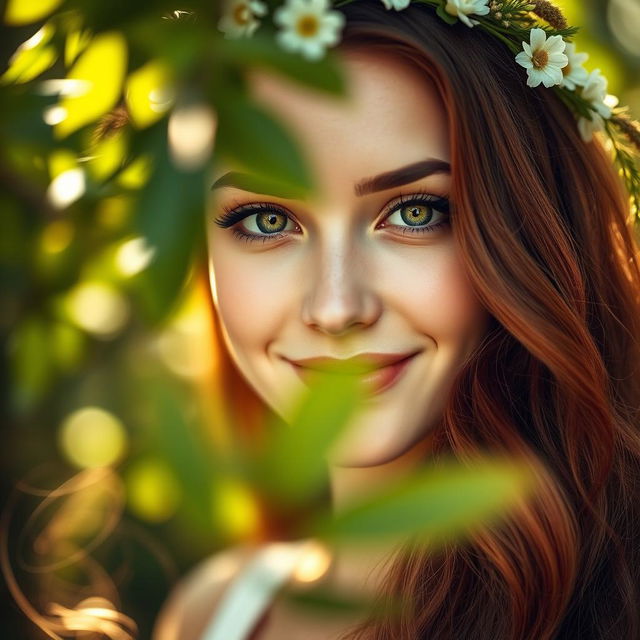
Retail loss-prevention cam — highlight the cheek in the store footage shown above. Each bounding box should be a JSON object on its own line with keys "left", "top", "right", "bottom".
{"left": 381, "top": 241, "right": 487, "bottom": 341}
{"left": 208, "top": 245, "right": 296, "bottom": 351}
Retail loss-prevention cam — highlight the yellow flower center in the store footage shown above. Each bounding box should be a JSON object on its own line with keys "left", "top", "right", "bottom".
{"left": 233, "top": 4, "right": 251, "bottom": 25}
{"left": 296, "top": 14, "right": 319, "bottom": 37}
{"left": 562, "top": 62, "right": 572, "bottom": 77}
{"left": 532, "top": 48, "right": 549, "bottom": 69}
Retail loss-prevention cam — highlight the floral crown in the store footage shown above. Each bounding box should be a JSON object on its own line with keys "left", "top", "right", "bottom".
{"left": 217, "top": 0, "right": 640, "bottom": 220}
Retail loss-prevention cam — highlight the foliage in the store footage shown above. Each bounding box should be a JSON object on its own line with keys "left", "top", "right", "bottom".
{"left": 1, "top": 0, "right": 637, "bottom": 638}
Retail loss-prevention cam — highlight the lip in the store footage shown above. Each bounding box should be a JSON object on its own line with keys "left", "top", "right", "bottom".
{"left": 286, "top": 351, "right": 420, "bottom": 396}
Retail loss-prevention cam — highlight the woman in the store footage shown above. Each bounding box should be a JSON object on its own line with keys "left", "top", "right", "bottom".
{"left": 157, "top": 1, "right": 640, "bottom": 638}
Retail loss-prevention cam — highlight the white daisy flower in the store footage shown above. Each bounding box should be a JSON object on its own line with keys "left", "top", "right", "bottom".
{"left": 560, "top": 42, "right": 589, "bottom": 90}
{"left": 577, "top": 68, "right": 612, "bottom": 142}
{"left": 274, "top": 0, "right": 346, "bottom": 61}
{"left": 380, "top": 0, "right": 412, "bottom": 10}
{"left": 218, "top": 0, "right": 268, "bottom": 39}
{"left": 515, "top": 28, "right": 568, "bottom": 88}
{"left": 444, "top": 0, "right": 490, "bottom": 28}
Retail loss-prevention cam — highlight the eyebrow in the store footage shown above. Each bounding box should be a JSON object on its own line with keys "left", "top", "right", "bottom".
{"left": 210, "top": 158, "right": 451, "bottom": 197}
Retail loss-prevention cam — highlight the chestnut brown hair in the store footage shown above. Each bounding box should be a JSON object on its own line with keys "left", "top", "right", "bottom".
{"left": 317, "top": 2, "right": 640, "bottom": 638}
{"left": 212, "top": 1, "right": 640, "bottom": 637}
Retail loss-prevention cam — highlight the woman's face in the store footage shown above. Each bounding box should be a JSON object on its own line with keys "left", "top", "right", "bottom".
{"left": 207, "top": 50, "right": 491, "bottom": 466}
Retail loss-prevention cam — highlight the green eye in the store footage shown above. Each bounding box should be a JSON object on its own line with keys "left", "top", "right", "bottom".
{"left": 252, "top": 212, "right": 289, "bottom": 234}
{"left": 399, "top": 204, "right": 432, "bottom": 226}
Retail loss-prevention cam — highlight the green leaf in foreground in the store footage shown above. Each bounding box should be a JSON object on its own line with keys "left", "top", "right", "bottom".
{"left": 309, "top": 457, "right": 533, "bottom": 545}
{"left": 209, "top": 167, "right": 312, "bottom": 201}
{"left": 213, "top": 93, "right": 316, "bottom": 201}
{"left": 132, "top": 126, "right": 206, "bottom": 323}
{"left": 255, "top": 368, "right": 365, "bottom": 505}
{"left": 55, "top": 32, "right": 128, "bottom": 138}
{"left": 216, "top": 34, "right": 347, "bottom": 96}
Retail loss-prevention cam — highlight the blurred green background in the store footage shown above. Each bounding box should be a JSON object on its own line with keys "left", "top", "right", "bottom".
{"left": 1, "top": 0, "right": 638, "bottom": 638}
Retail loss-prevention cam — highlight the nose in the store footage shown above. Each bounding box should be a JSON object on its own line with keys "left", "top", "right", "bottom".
{"left": 301, "top": 237, "right": 382, "bottom": 336}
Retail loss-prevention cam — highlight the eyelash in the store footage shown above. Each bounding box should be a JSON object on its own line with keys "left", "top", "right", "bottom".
{"left": 213, "top": 192, "right": 451, "bottom": 244}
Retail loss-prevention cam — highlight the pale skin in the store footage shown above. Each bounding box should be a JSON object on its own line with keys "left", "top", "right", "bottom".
{"left": 155, "top": 50, "right": 491, "bottom": 639}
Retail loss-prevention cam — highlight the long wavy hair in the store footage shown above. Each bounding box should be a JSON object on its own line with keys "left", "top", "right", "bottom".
{"left": 211, "top": 2, "right": 640, "bottom": 638}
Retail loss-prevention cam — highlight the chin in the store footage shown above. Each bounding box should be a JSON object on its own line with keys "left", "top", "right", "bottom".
{"left": 328, "top": 427, "right": 434, "bottom": 469}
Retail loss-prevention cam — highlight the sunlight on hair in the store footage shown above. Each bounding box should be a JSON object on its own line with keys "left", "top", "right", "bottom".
{"left": 59, "top": 407, "right": 127, "bottom": 469}
{"left": 49, "top": 597, "right": 136, "bottom": 640}
{"left": 65, "top": 281, "right": 129, "bottom": 337}
{"left": 292, "top": 540, "right": 332, "bottom": 583}
{"left": 115, "top": 236, "right": 156, "bottom": 276}
{"left": 31, "top": 471, "right": 123, "bottom": 560}
{"left": 152, "top": 283, "right": 218, "bottom": 379}
{"left": 126, "top": 458, "right": 181, "bottom": 523}
{"left": 168, "top": 104, "right": 216, "bottom": 170}
{"left": 47, "top": 168, "right": 85, "bottom": 209}
{"left": 1, "top": 469, "right": 129, "bottom": 640}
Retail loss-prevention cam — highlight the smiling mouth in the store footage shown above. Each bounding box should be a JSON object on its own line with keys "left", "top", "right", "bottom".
{"left": 287, "top": 352, "right": 420, "bottom": 396}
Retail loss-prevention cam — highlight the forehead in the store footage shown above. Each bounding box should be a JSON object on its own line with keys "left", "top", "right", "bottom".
{"left": 244, "top": 51, "right": 449, "bottom": 199}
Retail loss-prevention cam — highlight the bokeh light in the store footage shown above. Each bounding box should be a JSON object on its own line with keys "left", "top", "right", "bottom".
{"left": 50, "top": 321, "right": 85, "bottom": 371}
{"left": 64, "top": 281, "right": 130, "bottom": 338}
{"left": 39, "top": 220, "right": 74, "bottom": 255}
{"left": 607, "top": 0, "right": 640, "bottom": 58}
{"left": 168, "top": 104, "right": 216, "bottom": 170}
{"left": 115, "top": 236, "right": 156, "bottom": 277}
{"left": 126, "top": 458, "right": 181, "bottom": 523}
{"left": 47, "top": 168, "right": 86, "bottom": 209}
{"left": 126, "top": 60, "right": 175, "bottom": 128}
{"left": 292, "top": 540, "right": 332, "bottom": 583}
{"left": 95, "top": 196, "right": 132, "bottom": 229}
{"left": 59, "top": 407, "right": 128, "bottom": 469}
{"left": 39, "top": 78, "right": 91, "bottom": 97}
{"left": 43, "top": 105, "right": 68, "bottom": 126}
{"left": 212, "top": 479, "right": 262, "bottom": 541}
{"left": 152, "top": 283, "right": 217, "bottom": 379}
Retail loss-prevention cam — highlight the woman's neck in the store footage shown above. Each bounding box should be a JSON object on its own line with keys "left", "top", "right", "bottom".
{"left": 325, "top": 433, "right": 435, "bottom": 595}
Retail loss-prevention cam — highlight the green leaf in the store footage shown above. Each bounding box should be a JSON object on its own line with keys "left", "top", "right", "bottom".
{"left": 65, "top": 27, "right": 92, "bottom": 66}
{"left": 436, "top": 4, "right": 458, "bottom": 25}
{"left": 1, "top": 45, "right": 58, "bottom": 85}
{"left": 310, "top": 457, "right": 532, "bottom": 544}
{"left": 216, "top": 35, "right": 347, "bottom": 96}
{"left": 11, "top": 315, "right": 54, "bottom": 411}
{"left": 256, "top": 368, "right": 365, "bottom": 505}
{"left": 125, "top": 60, "right": 174, "bottom": 129}
{"left": 214, "top": 93, "right": 317, "bottom": 201}
{"left": 209, "top": 164, "right": 312, "bottom": 201}
{"left": 4, "top": 0, "right": 63, "bottom": 25}
{"left": 132, "top": 126, "right": 206, "bottom": 323}
{"left": 143, "top": 379, "right": 213, "bottom": 530}
{"left": 282, "top": 586, "right": 376, "bottom": 618}
{"left": 55, "top": 31, "right": 128, "bottom": 138}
